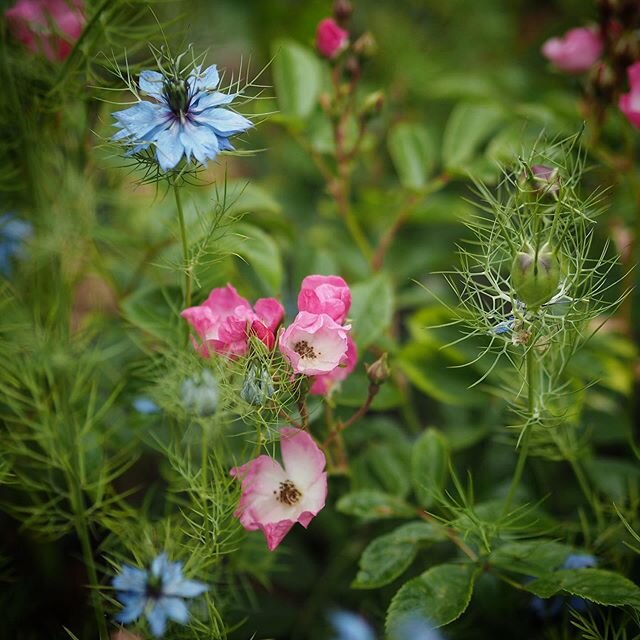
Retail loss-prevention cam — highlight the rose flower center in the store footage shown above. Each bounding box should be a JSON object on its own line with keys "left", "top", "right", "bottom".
{"left": 293, "top": 340, "right": 317, "bottom": 359}
{"left": 275, "top": 479, "right": 302, "bottom": 505}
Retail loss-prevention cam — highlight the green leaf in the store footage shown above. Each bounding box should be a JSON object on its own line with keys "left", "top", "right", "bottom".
{"left": 271, "top": 39, "right": 323, "bottom": 120}
{"left": 442, "top": 102, "right": 504, "bottom": 173}
{"left": 388, "top": 123, "right": 437, "bottom": 190}
{"left": 386, "top": 563, "right": 478, "bottom": 630}
{"left": 355, "top": 441, "right": 412, "bottom": 497}
{"left": 121, "top": 285, "right": 179, "bottom": 344}
{"left": 231, "top": 223, "right": 283, "bottom": 293}
{"left": 411, "top": 428, "right": 449, "bottom": 507}
{"left": 490, "top": 540, "right": 575, "bottom": 578}
{"left": 336, "top": 490, "right": 415, "bottom": 522}
{"left": 525, "top": 569, "right": 640, "bottom": 611}
{"left": 353, "top": 522, "right": 445, "bottom": 589}
{"left": 350, "top": 274, "right": 394, "bottom": 350}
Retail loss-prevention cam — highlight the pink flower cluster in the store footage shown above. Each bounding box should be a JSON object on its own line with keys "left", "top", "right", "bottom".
{"left": 619, "top": 62, "right": 640, "bottom": 129}
{"left": 5, "top": 0, "right": 85, "bottom": 62}
{"left": 182, "top": 275, "right": 357, "bottom": 395}
{"left": 315, "top": 17, "right": 348, "bottom": 59}
{"left": 541, "top": 26, "right": 602, "bottom": 74}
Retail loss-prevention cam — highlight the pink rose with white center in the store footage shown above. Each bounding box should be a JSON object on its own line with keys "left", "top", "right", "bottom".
{"left": 309, "top": 334, "right": 357, "bottom": 395}
{"left": 619, "top": 62, "right": 640, "bottom": 129}
{"left": 315, "top": 17, "right": 349, "bottom": 59}
{"left": 230, "top": 427, "right": 327, "bottom": 551}
{"left": 5, "top": 0, "right": 85, "bottom": 62}
{"left": 297, "top": 274, "right": 352, "bottom": 324}
{"left": 541, "top": 26, "right": 602, "bottom": 74}
{"left": 181, "top": 284, "right": 284, "bottom": 358}
{"left": 279, "top": 311, "right": 350, "bottom": 376}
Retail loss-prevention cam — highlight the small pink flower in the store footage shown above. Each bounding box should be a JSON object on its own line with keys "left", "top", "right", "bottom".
{"left": 541, "top": 26, "right": 602, "bottom": 74}
{"left": 315, "top": 17, "right": 349, "bottom": 59}
{"left": 5, "top": 0, "right": 85, "bottom": 62}
{"left": 279, "top": 311, "right": 350, "bottom": 376}
{"left": 230, "top": 427, "right": 327, "bottom": 551}
{"left": 181, "top": 284, "right": 284, "bottom": 358}
{"left": 309, "top": 334, "right": 357, "bottom": 395}
{"left": 619, "top": 62, "right": 640, "bottom": 129}
{"left": 297, "top": 274, "right": 352, "bottom": 324}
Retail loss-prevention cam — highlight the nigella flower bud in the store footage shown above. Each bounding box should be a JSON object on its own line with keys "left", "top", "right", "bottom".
{"left": 510, "top": 243, "right": 561, "bottom": 309}
{"left": 529, "top": 165, "right": 560, "bottom": 196}
{"left": 181, "top": 369, "right": 219, "bottom": 417}
{"left": 240, "top": 364, "right": 275, "bottom": 406}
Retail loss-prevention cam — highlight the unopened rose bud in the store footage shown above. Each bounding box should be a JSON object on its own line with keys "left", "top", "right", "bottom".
{"left": 366, "top": 353, "right": 391, "bottom": 385}
{"left": 511, "top": 243, "right": 561, "bottom": 308}
{"left": 315, "top": 17, "right": 349, "bottom": 60}
{"left": 332, "top": 0, "right": 352, "bottom": 24}
{"left": 353, "top": 32, "right": 377, "bottom": 58}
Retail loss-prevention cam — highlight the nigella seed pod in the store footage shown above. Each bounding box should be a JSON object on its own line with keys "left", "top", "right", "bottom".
{"left": 181, "top": 369, "right": 219, "bottom": 416}
{"left": 510, "top": 243, "right": 561, "bottom": 308}
{"left": 240, "top": 365, "right": 275, "bottom": 406}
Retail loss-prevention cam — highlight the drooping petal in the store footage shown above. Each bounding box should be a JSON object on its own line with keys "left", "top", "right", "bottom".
{"left": 139, "top": 70, "right": 165, "bottom": 100}
{"left": 154, "top": 121, "right": 186, "bottom": 171}
{"left": 199, "top": 108, "right": 252, "bottom": 137}
{"left": 280, "top": 427, "right": 326, "bottom": 491}
{"left": 146, "top": 602, "right": 169, "bottom": 638}
{"left": 156, "top": 596, "right": 190, "bottom": 624}
{"left": 259, "top": 519, "right": 297, "bottom": 552}
{"left": 179, "top": 120, "right": 220, "bottom": 165}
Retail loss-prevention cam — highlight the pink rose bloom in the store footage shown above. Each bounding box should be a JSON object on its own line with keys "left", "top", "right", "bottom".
{"left": 619, "top": 62, "right": 640, "bottom": 129}
{"left": 541, "top": 27, "right": 602, "bottom": 74}
{"left": 315, "top": 17, "right": 349, "bottom": 59}
{"left": 279, "top": 311, "right": 350, "bottom": 376}
{"left": 5, "top": 0, "right": 85, "bottom": 62}
{"left": 230, "top": 427, "right": 327, "bottom": 551}
{"left": 181, "top": 284, "right": 284, "bottom": 357}
{"left": 309, "top": 334, "right": 357, "bottom": 395}
{"left": 297, "top": 274, "right": 352, "bottom": 324}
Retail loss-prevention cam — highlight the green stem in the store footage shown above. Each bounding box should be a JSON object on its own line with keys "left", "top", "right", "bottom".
{"left": 201, "top": 423, "right": 208, "bottom": 493}
{"left": 173, "top": 183, "right": 192, "bottom": 309}
{"left": 503, "top": 348, "right": 537, "bottom": 513}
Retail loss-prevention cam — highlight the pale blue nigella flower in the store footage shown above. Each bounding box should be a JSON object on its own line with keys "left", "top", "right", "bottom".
{"left": 391, "top": 614, "right": 444, "bottom": 640}
{"left": 133, "top": 396, "right": 160, "bottom": 415}
{"left": 112, "top": 64, "right": 252, "bottom": 172}
{"left": 181, "top": 368, "right": 219, "bottom": 416}
{"left": 0, "top": 213, "right": 31, "bottom": 277}
{"left": 328, "top": 610, "right": 376, "bottom": 640}
{"left": 113, "top": 552, "right": 208, "bottom": 637}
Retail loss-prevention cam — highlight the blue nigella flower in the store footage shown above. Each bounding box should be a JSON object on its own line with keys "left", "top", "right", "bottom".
{"left": 391, "top": 614, "right": 444, "bottom": 640}
{"left": 328, "top": 610, "right": 376, "bottom": 640}
{"left": 530, "top": 553, "right": 597, "bottom": 618}
{"left": 0, "top": 213, "right": 31, "bottom": 277}
{"left": 113, "top": 552, "right": 208, "bottom": 637}
{"left": 133, "top": 396, "right": 160, "bottom": 415}
{"left": 112, "top": 64, "right": 252, "bottom": 172}
{"left": 491, "top": 316, "right": 515, "bottom": 335}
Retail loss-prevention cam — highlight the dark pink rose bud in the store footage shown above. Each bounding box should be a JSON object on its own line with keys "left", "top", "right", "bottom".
{"left": 315, "top": 17, "right": 349, "bottom": 59}
{"left": 5, "top": 0, "right": 85, "bottom": 62}
{"left": 541, "top": 26, "right": 603, "bottom": 74}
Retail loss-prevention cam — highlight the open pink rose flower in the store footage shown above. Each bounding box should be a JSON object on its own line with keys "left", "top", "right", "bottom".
{"left": 297, "top": 274, "right": 352, "bottom": 324}
{"left": 230, "top": 427, "right": 327, "bottom": 551}
{"left": 619, "top": 62, "right": 640, "bottom": 129}
{"left": 309, "top": 334, "right": 357, "bottom": 395}
{"left": 279, "top": 311, "right": 350, "bottom": 376}
{"left": 541, "top": 26, "right": 602, "bottom": 74}
{"left": 181, "top": 284, "right": 284, "bottom": 357}
{"left": 5, "top": 0, "right": 85, "bottom": 62}
{"left": 315, "top": 17, "right": 349, "bottom": 59}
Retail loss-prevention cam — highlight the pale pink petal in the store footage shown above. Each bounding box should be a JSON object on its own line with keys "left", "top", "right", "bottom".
{"left": 254, "top": 298, "right": 285, "bottom": 332}
{"left": 280, "top": 428, "right": 327, "bottom": 490}
{"left": 297, "top": 275, "right": 351, "bottom": 323}
{"left": 297, "top": 474, "right": 328, "bottom": 527}
{"left": 541, "top": 26, "right": 602, "bottom": 73}
{"left": 259, "top": 520, "right": 297, "bottom": 551}
{"left": 180, "top": 305, "right": 218, "bottom": 339}
{"left": 309, "top": 334, "right": 357, "bottom": 395}
{"left": 203, "top": 284, "right": 252, "bottom": 315}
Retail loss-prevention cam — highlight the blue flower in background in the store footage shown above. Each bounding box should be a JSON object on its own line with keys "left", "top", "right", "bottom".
{"left": 113, "top": 552, "right": 208, "bottom": 637}
{"left": 391, "top": 614, "right": 444, "bottom": 640}
{"left": 112, "top": 64, "right": 252, "bottom": 172}
{"left": 530, "top": 553, "right": 597, "bottom": 618}
{"left": 328, "top": 610, "right": 376, "bottom": 640}
{"left": 181, "top": 368, "right": 219, "bottom": 416}
{"left": 133, "top": 396, "right": 160, "bottom": 415}
{"left": 0, "top": 213, "right": 31, "bottom": 277}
